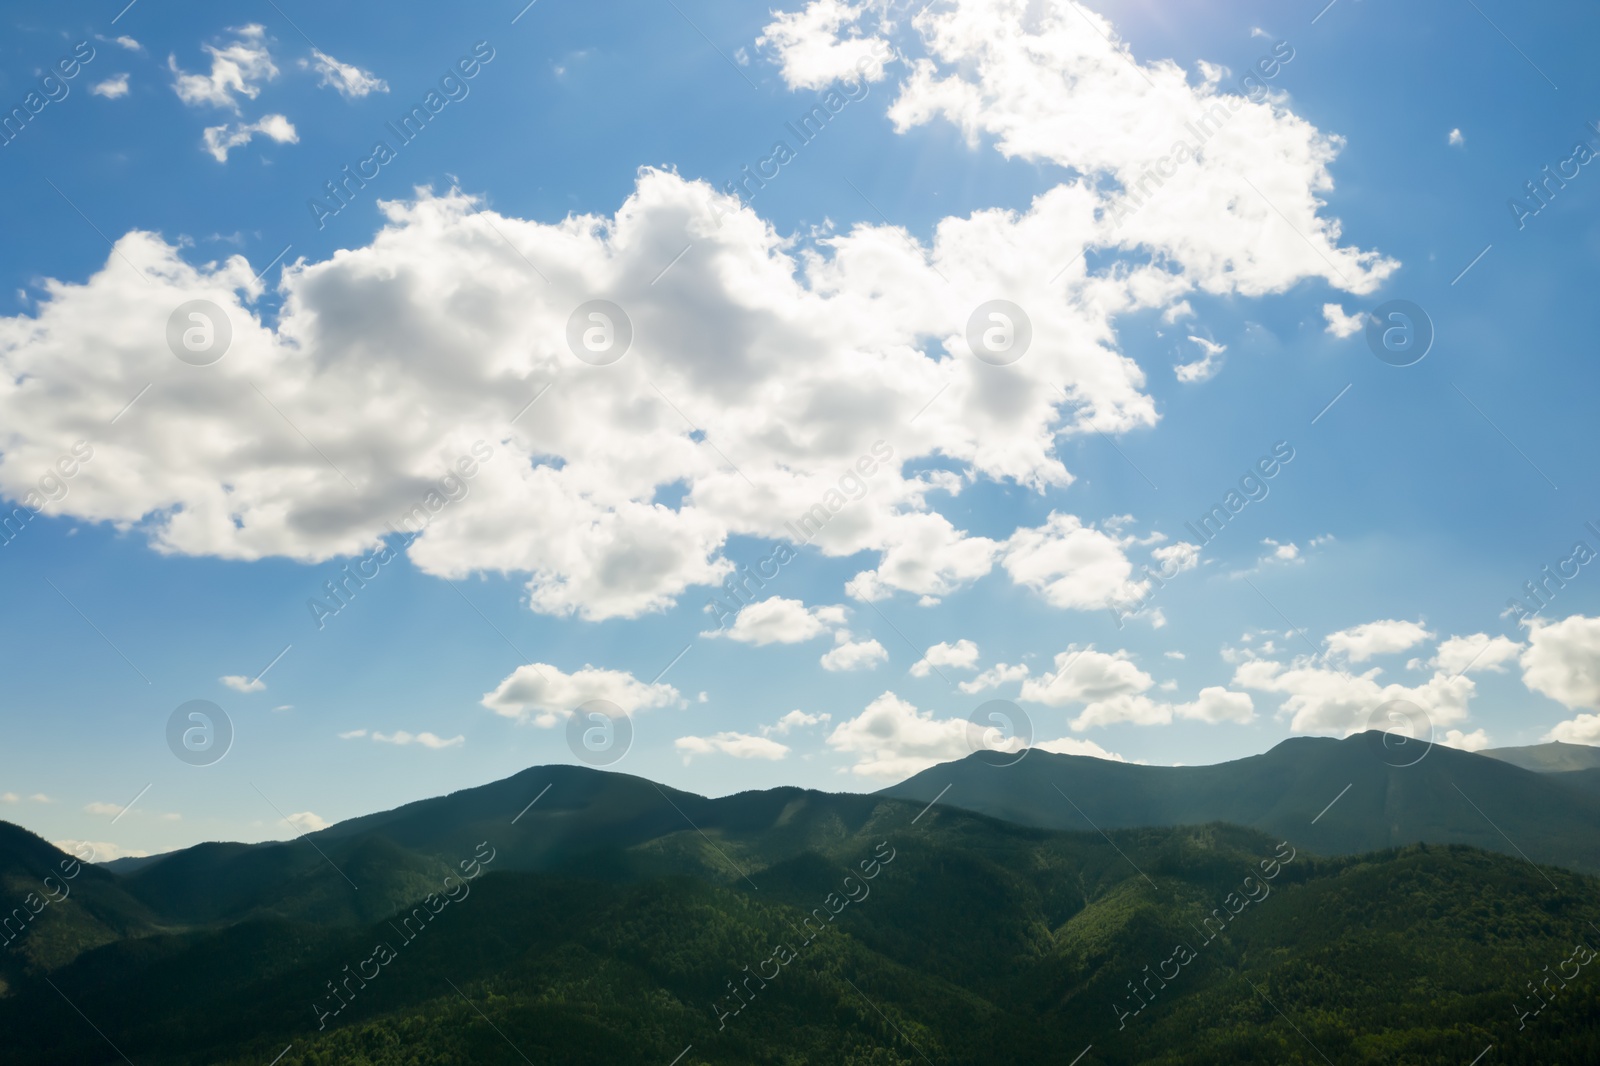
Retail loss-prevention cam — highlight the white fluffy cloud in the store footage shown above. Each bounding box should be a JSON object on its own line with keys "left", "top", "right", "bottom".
{"left": 201, "top": 113, "right": 297, "bottom": 162}
{"left": 675, "top": 731, "right": 790, "bottom": 761}
{"left": 1546, "top": 715, "right": 1600, "bottom": 744}
{"left": 1002, "top": 514, "right": 1143, "bottom": 611}
{"left": 219, "top": 674, "right": 265, "bottom": 692}
{"left": 1020, "top": 646, "right": 1250, "bottom": 730}
{"left": 284, "top": 811, "right": 329, "bottom": 833}
{"left": 1322, "top": 303, "right": 1365, "bottom": 337}
{"left": 876, "top": 0, "right": 1396, "bottom": 295}
{"left": 481, "top": 662, "right": 682, "bottom": 726}
{"left": 1325, "top": 619, "right": 1434, "bottom": 662}
{"left": 1233, "top": 654, "right": 1475, "bottom": 736}
{"left": 911, "top": 639, "right": 979, "bottom": 676}
{"left": 711, "top": 596, "right": 845, "bottom": 645}
{"left": 1, "top": 0, "right": 1394, "bottom": 631}
{"left": 1021, "top": 647, "right": 1153, "bottom": 707}
{"left": 826, "top": 691, "right": 977, "bottom": 778}
{"left": 302, "top": 49, "right": 388, "bottom": 98}
{"left": 1442, "top": 728, "right": 1490, "bottom": 751}
{"left": 1032, "top": 736, "right": 1125, "bottom": 761}
{"left": 1066, "top": 686, "right": 1254, "bottom": 732}
{"left": 758, "top": 0, "right": 892, "bottom": 90}
{"left": 169, "top": 26, "right": 277, "bottom": 110}
{"left": 763, "top": 709, "right": 831, "bottom": 735}
{"left": 1421, "top": 633, "right": 1523, "bottom": 675}
{"left": 957, "top": 661, "right": 1028, "bottom": 694}
{"left": 820, "top": 635, "right": 889, "bottom": 671}
{"left": 1521, "top": 615, "right": 1600, "bottom": 710}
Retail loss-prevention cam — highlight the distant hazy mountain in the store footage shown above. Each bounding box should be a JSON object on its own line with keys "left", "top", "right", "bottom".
{"left": 1479, "top": 739, "right": 1600, "bottom": 772}
{"left": 880, "top": 730, "right": 1600, "bottom": 874}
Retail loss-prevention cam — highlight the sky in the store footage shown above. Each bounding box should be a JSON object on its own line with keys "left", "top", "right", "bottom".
{"left": 3, "top": 0, "right": 1600, "bottom": 860}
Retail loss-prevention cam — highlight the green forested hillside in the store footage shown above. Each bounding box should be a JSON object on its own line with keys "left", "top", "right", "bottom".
{"left": 1, "top": 771, "right": 1596, "bottom": 1065}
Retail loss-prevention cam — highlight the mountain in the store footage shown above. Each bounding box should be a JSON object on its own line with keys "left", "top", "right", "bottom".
{"left": 3, "top": 750, "right": 1599, "bottom": 1064}
{"left": 0, "top": 822, "right": 161, "bottom": 993}
{"left": 1480, "top": 739, "right": 1600, "bottom": 772}
{"left": 880, "top": 730, "right": 1600, "bottom": 874}
{"left": 2, "top": 780, "right": 1598, "bottom": 1065}
{"left": 1549, "top": 766, "right": 1600, "bottom": 797}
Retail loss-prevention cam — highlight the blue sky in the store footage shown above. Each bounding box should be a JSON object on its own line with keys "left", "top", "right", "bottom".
{"left": 3, "top": 0, "right": 1600, "bottom": 859}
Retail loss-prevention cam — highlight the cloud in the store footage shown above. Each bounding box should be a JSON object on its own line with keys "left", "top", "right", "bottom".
{"left": 481, "top": 662, "right": 681, "bottom": 727}
{"left": 1019, "top": 646, "right": 1250, "bottom": 729}
{"left": 845, "top": 513, "right": 1000, "bottom": 604}
{"left": 911, "top": 639, "right": 980, "bottom": 677}
{"left": 1448, "top": 128, "right": 1465, "bottom": 147}
{"left": 957, "top": 661, "right": 1028, "bottom": 694}
{"left": 372, "top": 730, "right": 464, "bottom": 749}
{"left": 821, "top": 635, "right": 888, "bottom": 671}
{"left": 90, "top": 74, "right": 130, "bottom": 99}
{"left": 763, "top": 709, "right": 831, "bottom": 735}
{"left": 1021, "top": 647, "right": 1153, "bottom": 707}
{"left": 1153, "top": 541, "right": 1201, "bottom": 574}
{"left": 1442, "top": 727, "right": 1490, "bottom": 751}
{"left": 1066, "top": 686, "right": 1255, "bottom": 731}
{"left": 1002, "top": 514, "right": 1143, "bottom": 612}
{"left": 1324, "top": 619, "right": 1434, "bottom": 662}
{"left": 675, "top": 731, "right": 790, "bottom": 761}
{"left": 201, "top": 114, "right": 298, "bottom": 162}
{"left": 107, "top": 35, "right": 143, "bottom": 52}
{"left": 1232, "top": 653, "right": 1475, "bottom": 736}
{"left": 826, "top": 691, "right": 979, "bottom": 778}
{"left": 339, "top": 727, "right": 461, "bottom": 749}
{"left": 29, "top": 794, "right": 53, "bottom": 804}
{"left": 1175, "top": 335, "right": 1225, "bottom": 383}
{"left": 169, "top": 26, "right": 278, "bottom": 111}
{"left": 1521, "top": 614, "right": 1600, "bottom": 710}
{"left": 1546, "top": 714, "right": 1600, "bottom": 745}
{"left": 0, "top": 792, "right": 16, "bottom": 803}
{"left": 709, "top": 596, "right": 845, "bottom": 645}
{"left": 1322, "top": 303, "right": 1365, "bottom": 338}
{"left": 758, "top": 0, "right": 892, "bottom": 90}
{"left": 84, "top": 801, "right": 125, "bottom": 816}
{"left": 1420, "top": 633, "right": 1523, "bottom": 676}
{"left": 284, "top": 811, "right": 329, "bottom": 833}
{"left": 1262, "top": 538, "right": 1299, "bottom": 562}
{"left": 0, "top": 0, "right": 1396, "bottom": 629}
{"left": 1165, "top": 651, "right": 1185, "bottom": 660}
{"left": 220, "top": 674, "right": 265, "bottom": 692}
{"left": 1032, "top": 736, "right": 1126, "bottom": 760}
{"left": 273, "top": 704, "right": 294, "bottom": 713}
{"left": 52, "top": 840, "right": 147, "bottom": 862}
{"left": 301, "top": 49, "right": 388, "bottom": 98}
{"left": 877, "top": 0, "right": 1397, "bottom": 295}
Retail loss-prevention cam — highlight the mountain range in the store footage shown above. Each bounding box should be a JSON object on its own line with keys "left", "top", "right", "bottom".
{"left": 883, "top": 731, "right": 1600, "bottom": 875}
{"left": 0, "top": 731, "right": 1596, "bottom": 1064}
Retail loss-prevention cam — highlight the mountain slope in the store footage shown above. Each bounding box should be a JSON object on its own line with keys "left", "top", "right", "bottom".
{"left": 0, "top": 823, "right": 161, "bottom": 989}
{"left": 879, "top": 730, "right": 1600, "bottom": 874}
{"left": 1481, "top": 739, "right": 1600, "bottom": 772}
{"left": 2, "top": 810, "right": 1594, "bottom": 1066}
